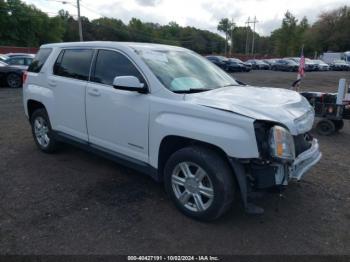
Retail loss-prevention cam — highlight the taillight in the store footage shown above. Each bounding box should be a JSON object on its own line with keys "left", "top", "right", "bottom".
{"left": 22, "top": 71, "right": 28, "bottom": 86}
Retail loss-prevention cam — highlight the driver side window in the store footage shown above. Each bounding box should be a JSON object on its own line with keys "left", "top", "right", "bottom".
{"left": 92, "top": 50, "right": 146, "bottom": 87}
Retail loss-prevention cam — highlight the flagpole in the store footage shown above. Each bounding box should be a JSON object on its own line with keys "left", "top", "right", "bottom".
{"left": 291, "top": 44, "right": 305, "bottom": 92}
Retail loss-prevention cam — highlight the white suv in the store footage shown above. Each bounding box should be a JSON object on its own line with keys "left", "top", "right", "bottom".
{"left": 23, "top": 42, "right": 321, "bottom": 221}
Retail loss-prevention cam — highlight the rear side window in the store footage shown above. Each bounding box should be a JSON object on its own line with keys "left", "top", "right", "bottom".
{"left": 92, "top": 50, "right": 145, "bottom": 86}
{"left": 53, "top": 49, "right": 93, "bottom": 81}
{"left": 28, "top": 48, "right": 52, "bottom": 72}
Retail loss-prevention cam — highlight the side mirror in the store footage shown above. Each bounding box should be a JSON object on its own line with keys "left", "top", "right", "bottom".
{"left": 112, "top": 76, "right": 147, "bottom": 93}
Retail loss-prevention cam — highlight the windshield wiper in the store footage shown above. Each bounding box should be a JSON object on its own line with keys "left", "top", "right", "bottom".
{"left": 173, "top": 88, "right": 212, "bottom": 94}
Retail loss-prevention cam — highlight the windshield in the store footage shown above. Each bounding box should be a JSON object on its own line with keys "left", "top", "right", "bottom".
{"left": 136, "top": 49, "right": 238, "bottom": 93}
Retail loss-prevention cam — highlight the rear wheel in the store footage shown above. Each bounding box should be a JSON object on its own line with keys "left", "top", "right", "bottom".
{"left": 7, "top": 73, "right": 22, "bottom": 88}
{"left": 164, "top": 146, "right": 235, "bottom": 221}
{"left": 316, "top": 119, "right": 336, "bottom": 136}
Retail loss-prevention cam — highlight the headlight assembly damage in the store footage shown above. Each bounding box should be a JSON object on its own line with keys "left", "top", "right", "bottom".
{"left": 268, "top": 125, "right": 295, "bottom": 161}
{"left": 250, "top": 121, "right": 321, "bottom": 189}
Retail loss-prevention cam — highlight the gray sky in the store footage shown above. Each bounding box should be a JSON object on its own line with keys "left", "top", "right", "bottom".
{"left": 23, "top": 0, "right": 349, "bottom": 36}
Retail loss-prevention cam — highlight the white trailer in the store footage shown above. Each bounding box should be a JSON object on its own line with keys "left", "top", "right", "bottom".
{"left": 321, "top": 51, "right": 350, "bottom": 64}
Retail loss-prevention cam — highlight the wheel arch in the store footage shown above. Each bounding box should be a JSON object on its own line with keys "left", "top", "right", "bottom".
{"left": 157, "top": 135, "right": 230, "bottom": 181}
{"left": 27, "top": 99, "right": 46, "bottom": 120}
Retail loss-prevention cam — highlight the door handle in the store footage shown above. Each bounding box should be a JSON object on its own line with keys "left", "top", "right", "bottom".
{"left": 88, "top": 88, "right": 101, "bottom": 97}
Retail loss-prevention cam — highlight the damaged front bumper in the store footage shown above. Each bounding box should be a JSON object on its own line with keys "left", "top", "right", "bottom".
{"left": 229, "top": 138, "right": 321, "bottom": 214}
{"left": 289, "top": 138, "right": 322, "bottom": 180}
{"left": 273, "top": 138, "right": 322, "bottom": 185}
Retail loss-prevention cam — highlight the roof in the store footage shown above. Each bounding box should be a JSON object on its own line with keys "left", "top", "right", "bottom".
{"left": 41, "top": 41, "right": 186, "bottom": 52}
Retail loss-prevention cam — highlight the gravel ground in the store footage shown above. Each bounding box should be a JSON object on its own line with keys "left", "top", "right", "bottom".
{"left": 0, "top": 70, "right": 349, "bottom": 255}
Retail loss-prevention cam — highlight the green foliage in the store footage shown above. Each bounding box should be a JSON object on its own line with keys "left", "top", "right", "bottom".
{"left": 1, "top": 0, "right": 349, "bottom": 57}
{"left": 305, "top": 6, "right": 350, "bottom": 53}
{"left": 0, "top": 0, "right": 65, "bottom": 46}
{"left": 271, "top": 7, "right": 350, "bottom": 57}
{"left": 0, "top": 0, "right": 226, "bottom": 54}
{"left": 217, "top": 18, "right": 235, "bottom": 55}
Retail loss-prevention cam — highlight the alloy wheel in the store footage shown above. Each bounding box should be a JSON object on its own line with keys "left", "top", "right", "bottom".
{"left": 33, "top": 116, "right": 50, "bottom": 148}
{"left": 171, "top": 161, "right": 214, "bottom": 212}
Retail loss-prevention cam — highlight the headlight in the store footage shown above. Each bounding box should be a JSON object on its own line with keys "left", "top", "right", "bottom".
{"left": 268, "top": 126, "right": 295, "bottom": 161}
{"left": 294, "top": 108, "right": 314, "bottom": 134}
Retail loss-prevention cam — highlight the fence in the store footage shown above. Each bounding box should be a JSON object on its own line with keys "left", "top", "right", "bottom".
{"left": 0, "top": 46, "right": 39, "bottom": 55}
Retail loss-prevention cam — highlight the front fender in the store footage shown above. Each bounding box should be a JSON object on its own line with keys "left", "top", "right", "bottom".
{"left": 149, "top": 107, "right": 260, "bottom": 168}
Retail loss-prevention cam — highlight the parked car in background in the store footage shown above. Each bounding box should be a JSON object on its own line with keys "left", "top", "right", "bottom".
{"left": 225, "top": 58, "right": 245, "bottom": 72}
{"left": 0, "top": 54, "right": 9, "bottom": 62}
{"left": 330, "top": 60, "right": 350, "bottom": 71}
{"left": 271, "top": 59, "right": 299, "bottom": 72}
{"left": 288, "top": 57, "right": 316, "bottom": 71}
{"left": 4, "top": 55, "right": 34, "bottom": 69}
{"left": 229, "top": 58, "right": 252, "bottom": 72}
{"left": 205, "top": 55, "right": 229, "bottom": 70}
{"left": 305, "top": 58, "right": 318, "bottom": 71}
{"left": 5, "top": 53, "right": 36, "bottom": 58}
{"left": 23, "top": 41, "right": 321, "bottom": 220}
{"left": 263, "top": 59, "right": 278, "bottom": 67}
{"left": 0, "top": 61, "right": 25, "bottom": 88}
{"left": 246, "top": 59, "right": 270, "bottom": 70}
{"left": 313, "top": 60, "right": 330, "bottom": 71}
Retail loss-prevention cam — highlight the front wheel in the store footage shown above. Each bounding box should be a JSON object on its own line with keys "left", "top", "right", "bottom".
{"left": 164, "top": 146, "right": 235, "bottom": 221}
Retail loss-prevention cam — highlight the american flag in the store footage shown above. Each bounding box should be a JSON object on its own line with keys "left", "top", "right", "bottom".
{"left": 291, "top": 47, "right": 305, "bottom": 91}
{"left": 298, "top": 50, "right": 305, "bottom": 78}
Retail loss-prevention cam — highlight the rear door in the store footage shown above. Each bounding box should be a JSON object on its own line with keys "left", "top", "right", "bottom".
{"left": 49, "top": 49, "right": 94, "bottom": 141}
{"left": 85, "top": 49, "right": 150, "bottom": 163}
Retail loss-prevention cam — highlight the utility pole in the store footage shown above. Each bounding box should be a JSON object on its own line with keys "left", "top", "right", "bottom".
{"left": 251, "top": 16, "right": 258, "bottom": 58}
{"left": 77, "top": 0, "right": 83, "bottom": 41}
{"left": 230, "top": 17, "right": 234, "bottom": 57}
{"left": 245, "top": 17, "right": 251, "bottom": 55}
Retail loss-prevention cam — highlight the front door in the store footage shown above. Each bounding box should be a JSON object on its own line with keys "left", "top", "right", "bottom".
{"left": 85, "top": 49, "right": 150, "bottom": 163}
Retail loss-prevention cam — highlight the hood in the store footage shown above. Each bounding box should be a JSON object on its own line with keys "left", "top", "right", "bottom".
{"left": 185, "top": 86, "right": 314, "bottom": 135}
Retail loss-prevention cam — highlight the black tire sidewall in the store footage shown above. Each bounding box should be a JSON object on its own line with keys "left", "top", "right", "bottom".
{"left": 164, "top": 146, "right": 235, "bottom": 221}
{"left": 7, "top": 73, "right": 22, "bottom": 88}
{"left": 316, "top": 119, "right": 336, "bottom": 136}
{"left": 332, "top": 120, "right": 344, "bottom": 131}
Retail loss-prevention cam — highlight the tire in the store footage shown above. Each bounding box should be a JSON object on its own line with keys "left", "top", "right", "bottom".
{"left": 316, "top": 119, "right": 336, "bottom": 136}
{"left": 332, "top": 120, "right": 344, "bottom": 131}
{"left": 7, "top": 73, "right": 22, "bottom": 88}
{"left": 164, "top": 146, "right": 235, "bottom": 221}
{"left": 30, "top": 108, "right": 60, "bottom": 153}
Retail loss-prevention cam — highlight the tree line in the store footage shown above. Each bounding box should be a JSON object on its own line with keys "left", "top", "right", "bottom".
{"left": 0, "top": 0, "right": 349, "bottom": 57}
